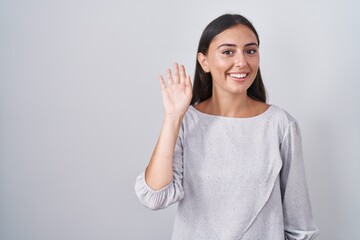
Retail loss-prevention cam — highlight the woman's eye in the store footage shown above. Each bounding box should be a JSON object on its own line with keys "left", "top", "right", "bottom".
{"left": 223, "top": 50, "right": 234, "bottom": 55}
{"left": 245, "top": 49, "right": 257, "bottom": 55}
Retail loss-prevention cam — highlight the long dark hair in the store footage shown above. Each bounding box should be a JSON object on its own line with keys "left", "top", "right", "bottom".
{"left": 190, "top": 14, "right": 267, "bottom": 105}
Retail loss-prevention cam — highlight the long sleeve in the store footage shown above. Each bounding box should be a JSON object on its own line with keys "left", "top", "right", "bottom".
{"left": 134, "top": 128, "right": 185, "bottom": 210}
{"left": 280, "top": 121, "right": 319, "bottom": 240}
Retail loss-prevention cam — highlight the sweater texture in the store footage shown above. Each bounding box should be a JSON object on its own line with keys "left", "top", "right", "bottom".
{"left": 135, "top": 105, "right": 319, "bottom": 240}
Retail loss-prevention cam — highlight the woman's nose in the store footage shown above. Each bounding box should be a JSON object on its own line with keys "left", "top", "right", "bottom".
{"left": 234, "top": 53, "right": 247, "bottom": 68}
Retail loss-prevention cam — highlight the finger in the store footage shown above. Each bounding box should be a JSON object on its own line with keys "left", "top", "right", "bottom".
{"left": 186, "top": 74, "right": 192, "bottom": 87}
{"left": 159, "top": 75, "right": 166, "bottom": 90}
{"left": 166, "top": 68, "right": 173, "bottom": 85}
{"left": 179, "top": 64, "right": 186, "bottom": 84}
{"left": 173, "top": 63, "right": 180, "bottom": 84}
{"left": 185, "top": 75, "right": 193, "bottom": 95}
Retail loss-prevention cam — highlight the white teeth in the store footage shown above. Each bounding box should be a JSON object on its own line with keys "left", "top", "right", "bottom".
{"left": 230, "top": 73, "right": 247, "bottom": 78}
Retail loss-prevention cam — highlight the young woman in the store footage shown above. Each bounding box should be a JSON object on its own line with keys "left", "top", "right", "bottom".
{"left": 135, "top": 14, "right": 319, "bottom": 240}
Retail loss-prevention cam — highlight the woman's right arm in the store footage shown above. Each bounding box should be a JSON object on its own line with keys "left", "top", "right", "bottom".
{"left": 144, "top": 114, "right": 184, "bottom": 190}
{"left": 135, "top": 63, "right": 192, "bottom": 209}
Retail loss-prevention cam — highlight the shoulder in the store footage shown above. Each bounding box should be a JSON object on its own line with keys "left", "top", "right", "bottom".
{"left": 182, "top": 104, "right": 204, "bottom": 126}
{"left": 177, "top": 105, "right": 203, "bottom": 137}
{"left": 268, "top": 105, "right": 302, "bottom": 138}
{"left": 268, "top": 105, "right": 298, "bottom": 124}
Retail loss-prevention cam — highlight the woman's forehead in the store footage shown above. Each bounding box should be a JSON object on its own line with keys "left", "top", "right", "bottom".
{"left": 211, "top": 25, "right": 258, "bottom": 47}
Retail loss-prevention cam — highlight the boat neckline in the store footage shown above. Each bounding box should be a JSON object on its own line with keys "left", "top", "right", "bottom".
{"left": 189, "top": 104, "right": 274, "bottom": 120}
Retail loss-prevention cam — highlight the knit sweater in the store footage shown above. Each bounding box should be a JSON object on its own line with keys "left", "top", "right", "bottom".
{"left": 135, "top": 105, "right": 319, "bottom": 240}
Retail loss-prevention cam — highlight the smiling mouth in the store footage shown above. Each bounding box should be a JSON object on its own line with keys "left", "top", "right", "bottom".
{"left": 229, "top": 73, "right": 248, "bottom": 80}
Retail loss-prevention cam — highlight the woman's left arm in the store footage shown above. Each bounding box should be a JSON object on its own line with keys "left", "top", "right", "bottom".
{"left": 280, "top": 121, "right": 320, "bottom": 240}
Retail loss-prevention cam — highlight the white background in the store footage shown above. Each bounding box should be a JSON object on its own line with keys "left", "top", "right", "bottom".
{"left": 1, "top": 0, "right": 359, "bottom": 239}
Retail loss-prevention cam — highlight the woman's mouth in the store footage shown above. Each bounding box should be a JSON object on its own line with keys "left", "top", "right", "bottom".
{"left": 229, "top": 73, "right": 248, "bottom": 81}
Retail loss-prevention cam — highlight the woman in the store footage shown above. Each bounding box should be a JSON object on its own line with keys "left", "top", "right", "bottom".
{"left": 135, "top": 14, "right": 319, "bottom": 239}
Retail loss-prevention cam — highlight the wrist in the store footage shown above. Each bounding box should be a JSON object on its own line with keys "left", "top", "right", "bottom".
{"left": 163, "top": 113, "right": 184, "bottom": 124}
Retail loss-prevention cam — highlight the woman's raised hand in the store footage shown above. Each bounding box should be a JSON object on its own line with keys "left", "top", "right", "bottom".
{"left": 145, "top": 64, "right": 192, "bottom": 190}
{"left": 159, "top": 63, "right": 192, "bottom": 118}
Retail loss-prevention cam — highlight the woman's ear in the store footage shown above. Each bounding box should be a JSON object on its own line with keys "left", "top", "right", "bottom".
{"left": 197, "top": 52, "right": 210, "bottom": 73}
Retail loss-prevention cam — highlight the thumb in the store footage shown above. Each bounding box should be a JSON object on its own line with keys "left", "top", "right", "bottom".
{"left": 185, "top": 75, "right": 192, "bottom": 95}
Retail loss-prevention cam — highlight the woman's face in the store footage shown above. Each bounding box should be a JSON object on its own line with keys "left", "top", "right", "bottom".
{"left": 198, "top": 24, "right": 260, "bottom": 96}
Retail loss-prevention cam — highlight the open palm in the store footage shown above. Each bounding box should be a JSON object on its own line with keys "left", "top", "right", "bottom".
{"left": 159, "top": 63, "right": 192, "bottom": 117}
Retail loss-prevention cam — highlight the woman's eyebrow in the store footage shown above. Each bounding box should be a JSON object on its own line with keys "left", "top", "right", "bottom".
{"left": 217, "top": 42, "right": 259, "bottom": 49}
{"left": 244, "top": 42, "right": 259, "bottom": 47}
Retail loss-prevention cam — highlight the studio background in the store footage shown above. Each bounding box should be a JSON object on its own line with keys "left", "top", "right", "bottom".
{"left": 1, "top": 0, "right": 359, "bottom": 239}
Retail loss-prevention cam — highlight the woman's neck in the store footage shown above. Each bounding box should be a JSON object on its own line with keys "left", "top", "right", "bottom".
{"left": 207, "top": 93, "right": 251, "bottom": 117}
{"left": 196, "top": 92, "right": 268, "bottom": 118}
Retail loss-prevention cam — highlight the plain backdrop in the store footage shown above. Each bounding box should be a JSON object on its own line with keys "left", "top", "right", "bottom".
{"left": 1, "top": 0, "right": 359, "bottom": 239}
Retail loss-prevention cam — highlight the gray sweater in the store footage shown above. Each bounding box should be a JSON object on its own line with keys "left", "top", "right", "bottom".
{"left": 135, "top": 105, "right": 319, "bottom": 240}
